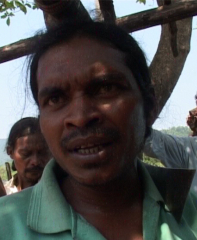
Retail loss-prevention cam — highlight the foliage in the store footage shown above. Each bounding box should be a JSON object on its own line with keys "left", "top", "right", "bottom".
{"left": 142, "top": 154, "right": 165, "bottom": 167}
{"left": 0, "top": 0, "right": 38, "bottom": 25}
{"left": 161, "top": 126, "right": 191, "bottom": 137}
{"left": 0, "top": 162, "right": 16, "bottom": 181}
{"left": 136, "top": 0, "right": 146, "bottom": 4}
{"left": 0, "top": 164, "right": 8, "bottom": 181}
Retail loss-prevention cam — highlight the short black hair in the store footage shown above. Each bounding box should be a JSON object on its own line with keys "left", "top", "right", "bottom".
{"left": 6, "top": 117, "right": 41, "bottom": 152}
{"left": 29, "top": 21, "right": 155, "bottom": 137}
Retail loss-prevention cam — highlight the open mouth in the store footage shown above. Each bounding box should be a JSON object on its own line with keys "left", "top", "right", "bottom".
{"left": 72, "top": 143, "right": 109, "bottom": 155}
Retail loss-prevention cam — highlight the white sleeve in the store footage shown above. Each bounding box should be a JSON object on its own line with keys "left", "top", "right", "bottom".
{"left": 143, "top": 129, "right": 197, "bottom": 169}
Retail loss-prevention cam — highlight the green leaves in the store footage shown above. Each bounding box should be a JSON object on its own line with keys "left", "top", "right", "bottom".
{"left": 136, "top": 0, "right": 146, "bottom": 4}
{"left": 0, "top": 0, "right": 38, "bottom": 26}
{"left": 15, "top": 1, "right": 27, "bottom": 14}
{"left": 6, "top": 16, "right": 10, "bottom": 25}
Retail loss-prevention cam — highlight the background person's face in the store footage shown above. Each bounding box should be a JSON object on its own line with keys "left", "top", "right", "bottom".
{"left": 37, "top": 36, "right": 146, "bottom": 186}
{"left": 10, "top": 133, "right": 51, "bottom": 182}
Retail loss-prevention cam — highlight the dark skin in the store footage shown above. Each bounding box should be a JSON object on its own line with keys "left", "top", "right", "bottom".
{"left": 8, "top": 134, "right": 51, "bottom": 190}
{"left": 37, "top": 36, "right": 147, "bottom": 240}
{"left": 62, "top": 170, "right": 143, "bottom": 240}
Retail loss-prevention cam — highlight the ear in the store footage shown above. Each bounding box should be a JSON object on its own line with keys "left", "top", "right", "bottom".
{"left": 6, "top": 146, "right": 13, "bottom": 158}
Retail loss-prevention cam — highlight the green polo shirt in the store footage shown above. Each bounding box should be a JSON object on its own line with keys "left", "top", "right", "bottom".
{"left": 0, "top": 159, "right": 197, "bottom": 240}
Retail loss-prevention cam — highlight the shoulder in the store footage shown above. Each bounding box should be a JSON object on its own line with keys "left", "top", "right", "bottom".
{"left": 0, "top": 187, "right": 36, "bottom": 240}
{"left": 188, "top": 136, "right": 197, "bottom": 146}
{"left": 0, "top": 186, "right": 33, "bottom": 217}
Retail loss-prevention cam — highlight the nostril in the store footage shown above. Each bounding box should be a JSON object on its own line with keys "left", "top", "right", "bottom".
{"left": 87, "top": 117, "right": 101, "bottom": 128}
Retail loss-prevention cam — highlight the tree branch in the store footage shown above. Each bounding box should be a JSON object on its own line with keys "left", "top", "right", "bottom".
{"left": 0, "top": 0, "right": 197, "bottom": 63}
{"left": 35, "top": 0, "right": 91, "bottom": 28}
{"left": 0, "top": 35, "right": 42, "bottom": 63}
{"left": 98, "top": 0, "right": 116, "bottom": 23}
{"left": 116, "top": 0, "right": 197, "bottom": 31}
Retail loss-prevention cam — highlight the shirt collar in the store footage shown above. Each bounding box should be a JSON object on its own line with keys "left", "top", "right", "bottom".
{"left": 138, "top": 160, "right": 195, "bottom": 222}
{"left": 27, "top": 159, "right": 72, "bottom": 234}
{"left": 27, "top": 159, "right": 195, "bottom": 234}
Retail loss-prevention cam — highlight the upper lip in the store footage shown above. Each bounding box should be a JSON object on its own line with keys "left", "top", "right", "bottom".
{"left": 66, "top": 136, "right": 112, "bottom": 152}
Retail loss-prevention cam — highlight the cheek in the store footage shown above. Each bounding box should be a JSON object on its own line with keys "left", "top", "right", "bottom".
{"left": 14, "top": 157, "right": 25, "bottom": 172}
{"left": 40, "top": 114, "right": 63, "bottom": 153}
{"left": 104, "top": 97, "right": 142, "bottom": 126}
{"left": 114, "top": 98, "right": 145, "bottom": 148}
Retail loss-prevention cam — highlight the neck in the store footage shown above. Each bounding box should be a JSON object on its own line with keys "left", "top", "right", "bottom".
{"left": 61, "top": 167, "right": 142, "bottom": 215}
{"left": 61, "top": 166, "right": 143, "bottom": 240}
{"left": 17, "top": 176, "right": 37, "bottom": 190}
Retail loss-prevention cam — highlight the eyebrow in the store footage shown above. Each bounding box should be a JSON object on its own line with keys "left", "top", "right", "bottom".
{"left": 89, "top": 72, "right": 130, "bottom": 86}
{"left": 18, "top": 148, "right": 31, "bottom": 153}
{"left": 38, "top": 87, "right": 65, "bottom": 100}
{"left": 38, "top": 72, "right": 130, "bottom": 100}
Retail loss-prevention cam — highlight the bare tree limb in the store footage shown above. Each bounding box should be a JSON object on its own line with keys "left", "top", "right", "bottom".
{"left": 0, "top": 35, "right": 42, "bottom": 63}
{"left": 35, "top": 0, "right": 91, "bottom": 28}
{"left": 98, "top": 0, "right": 116, "bottom": 23}
{"left": 116, "top": 0, "right": 197, "bottom": 31}
{"left": 0, "top": 0, "right": 196, "bottom": 64}
{"left": 157, "top": 0, "right": 178, "bottom": 57}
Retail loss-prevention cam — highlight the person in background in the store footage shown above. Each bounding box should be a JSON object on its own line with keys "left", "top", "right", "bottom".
{"left": 0, "top": 21, "right": 197, "bottom": 240}
{"left": 144, "top": 100, "right": 197, "bottom": 193}
{"left": 187, "top": 106, "right": 197, "bottom": 136}
{"left": 3, "top": 117, "right": 51, "bottom": 195}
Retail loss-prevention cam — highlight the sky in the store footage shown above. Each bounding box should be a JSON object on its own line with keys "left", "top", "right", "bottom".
{"left": 0, "top": 0, "right": 196, "bottom": 139}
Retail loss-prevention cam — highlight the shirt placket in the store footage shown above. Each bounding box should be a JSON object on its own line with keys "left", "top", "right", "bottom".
{"left": 143, "top": 194, "right": 161, "bottom": 240}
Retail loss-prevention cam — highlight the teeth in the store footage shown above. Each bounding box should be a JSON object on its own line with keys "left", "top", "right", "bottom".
{"left": 77, "top": 145, "right": 102, "bottom": 154}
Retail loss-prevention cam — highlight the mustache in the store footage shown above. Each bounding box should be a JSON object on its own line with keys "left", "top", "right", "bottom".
{"left": 24, "top": 166, "right": 44, "bottom": 173}
{"left": 61, "top": 126, "right": 120, "bottom": 149}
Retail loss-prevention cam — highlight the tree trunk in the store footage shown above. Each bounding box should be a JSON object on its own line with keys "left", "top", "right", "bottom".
{"left": 150, "top": 0, "right": 192, "bottom": 121}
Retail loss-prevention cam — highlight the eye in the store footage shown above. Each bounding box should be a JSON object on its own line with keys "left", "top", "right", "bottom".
{"left": 46, "top": 93, "right": 66, "bottom": 108}
{"left": 92, "top": 82, "right": 127, "bottom": 97}
{"left": 20, "top": 152, "right": 31, "bottom": 159}
{"left": 99, "top": 84, "right": 117, "bottom": 94}
{"left": 48, "top": 95, "right": 62, "bottom": 106}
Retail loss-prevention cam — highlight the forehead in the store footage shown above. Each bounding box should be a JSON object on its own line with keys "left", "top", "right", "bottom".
{"left": 15, "top": 134, "right": 46, "bottom": 150}
{"left": 37, "top": 36, "right": 135, "bottom": 86}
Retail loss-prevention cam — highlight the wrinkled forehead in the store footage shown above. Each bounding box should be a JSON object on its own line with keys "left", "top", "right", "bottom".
{"left": 37, "top": 35, "right": 133, "bottom": 84}
{"left": 16, "top": 134, "right": 47, "bottom": 150}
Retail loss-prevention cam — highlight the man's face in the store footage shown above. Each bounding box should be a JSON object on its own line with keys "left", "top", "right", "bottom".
{"left": 37, "top": 36, "right": 146, "bottom": 186}
{"left": 10, "top": 133, "right": 51, "bottom": 182}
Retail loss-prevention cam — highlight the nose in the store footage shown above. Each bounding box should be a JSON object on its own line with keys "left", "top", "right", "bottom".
{"left": 64, "top": 95, "right": 103, "bottom": 129}
{"left": 29, "top": 154, "right": 39, "bottom": 167}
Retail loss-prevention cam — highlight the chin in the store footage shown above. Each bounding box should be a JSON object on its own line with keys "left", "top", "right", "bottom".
{"left": 73, "top": 167, "right": 125, "bottom": 187}
{"left": 25, "top": 173, "right": 42, "bottom": 182}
